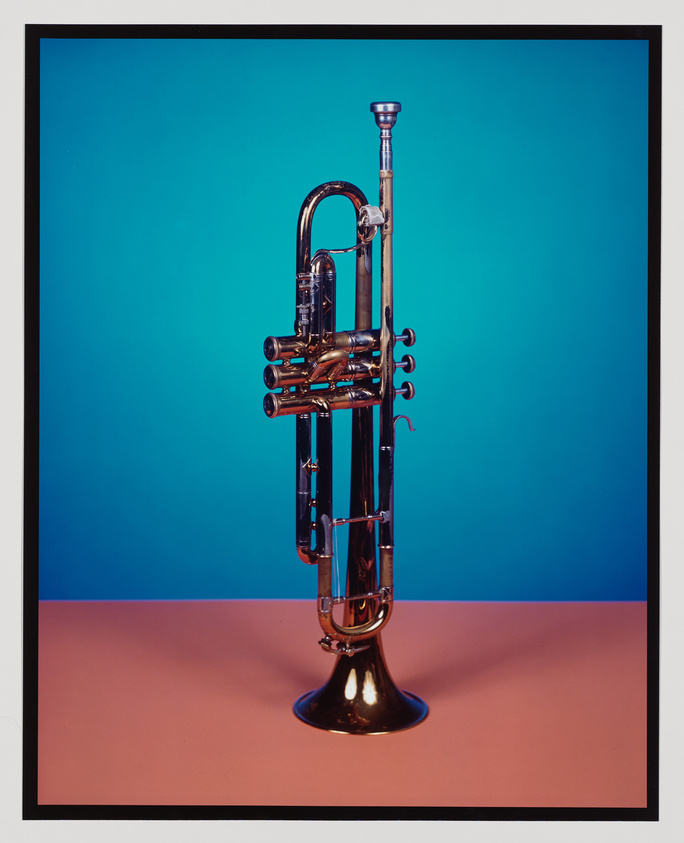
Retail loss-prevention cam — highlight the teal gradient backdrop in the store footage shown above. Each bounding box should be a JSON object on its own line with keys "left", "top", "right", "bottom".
{"left": 39, "top": 37, "right": 649, "bottom": 600}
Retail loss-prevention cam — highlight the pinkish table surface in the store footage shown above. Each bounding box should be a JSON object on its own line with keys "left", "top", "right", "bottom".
{"left": 37, "top": 600, "right": 647, "bottom": 808}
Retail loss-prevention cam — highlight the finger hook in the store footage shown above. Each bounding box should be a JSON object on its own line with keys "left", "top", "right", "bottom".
{"left": 393, "top": 414, "right": 415, "bottom": 433}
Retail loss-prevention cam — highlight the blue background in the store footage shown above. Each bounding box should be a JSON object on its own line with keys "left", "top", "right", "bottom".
{"left": 39, "top": 37, "right": 649, "bottom": 601}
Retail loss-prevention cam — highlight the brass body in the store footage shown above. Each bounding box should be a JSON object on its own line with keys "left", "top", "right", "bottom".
{"left": 262, "top": 103, "right": 427, "bottom": 734}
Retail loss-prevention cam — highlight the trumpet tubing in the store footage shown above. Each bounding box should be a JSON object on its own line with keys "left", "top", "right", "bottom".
{"left": 262, "top": 101, "right": 427, "bottom": 734}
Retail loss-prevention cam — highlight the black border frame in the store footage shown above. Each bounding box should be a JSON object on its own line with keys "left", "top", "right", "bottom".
{"left": 23, "top": 23, "right": 661, "bottom": 822}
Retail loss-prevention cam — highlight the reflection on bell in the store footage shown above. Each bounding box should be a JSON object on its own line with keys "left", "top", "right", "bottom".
{"left": 362, "top": 670, "right": 377, "bottom": 705}
{"left": 345, "top": 669, "right": 357, "bottom": 700}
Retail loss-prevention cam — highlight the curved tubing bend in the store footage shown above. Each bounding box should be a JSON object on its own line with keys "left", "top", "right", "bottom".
{"left": 315, "top": 515, "right": 393, "bottom": 644}
{"left": 318, "top": 593, "right": 393, "bottom": 644}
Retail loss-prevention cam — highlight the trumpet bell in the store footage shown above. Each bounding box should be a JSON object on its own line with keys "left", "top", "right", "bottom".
{"left": 293, "top": 636, "right": 428, "bottom": 735}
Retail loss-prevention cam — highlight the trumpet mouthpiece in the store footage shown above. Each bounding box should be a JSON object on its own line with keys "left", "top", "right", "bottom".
{"left": 370, "top": 102, "right": 401, "bottom": 170}
{"left": 370, "top": 101, "right": 401, "bottom": 129}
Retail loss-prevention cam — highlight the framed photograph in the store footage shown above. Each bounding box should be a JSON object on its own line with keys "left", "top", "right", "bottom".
{"left": 24, "top": 24, "right": 660, "bottom": 821}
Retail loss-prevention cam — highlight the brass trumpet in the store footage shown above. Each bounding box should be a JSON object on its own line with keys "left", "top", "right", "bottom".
{"left": 262, "top": 102, "right": 427, "bottom": 734}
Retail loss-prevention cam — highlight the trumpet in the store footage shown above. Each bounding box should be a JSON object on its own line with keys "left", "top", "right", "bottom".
{"left": 262, "top": 102, "right": 427, "bottom": 734}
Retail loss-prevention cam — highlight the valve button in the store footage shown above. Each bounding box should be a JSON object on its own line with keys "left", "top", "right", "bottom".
{"left": 398, "top": 354, "right": 415, "bottom": 374}
{"left": 395, "top": 382, "right": 415, "bottom": 400}
{"left": 396, "top": 328, "right": 416, "bottom": 347}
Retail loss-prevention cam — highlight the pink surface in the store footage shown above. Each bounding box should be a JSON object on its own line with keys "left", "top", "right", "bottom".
{"left": 38, "top": 600, "right": 647, "bottom": 807}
